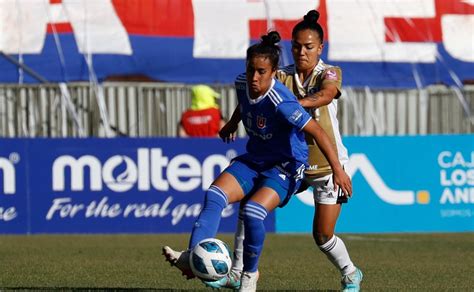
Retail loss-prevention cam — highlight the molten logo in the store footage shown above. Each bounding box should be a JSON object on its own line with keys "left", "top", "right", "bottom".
{"left": 0, "top": 157, "right": 16, "bottom": 195}
{"left": 52, "top": 148, "right": 232, "bottom": 192}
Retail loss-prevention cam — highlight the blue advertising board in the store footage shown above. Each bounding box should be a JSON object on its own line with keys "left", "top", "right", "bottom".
{"left": 277, "top": 135, "right": 474, "bottom": 233}
{"left": 0, "top": 138, "right": 276, "bottom": 234}
{"left": 0, "top": 139, "right": 28, "bottom": 233}
{"left": 1, "top": 135, "right": 473, "bottom": 234}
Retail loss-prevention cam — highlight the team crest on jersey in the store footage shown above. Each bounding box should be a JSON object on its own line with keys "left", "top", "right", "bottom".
{"left": 257, "top": 115, "right": 266, "bottom": 129}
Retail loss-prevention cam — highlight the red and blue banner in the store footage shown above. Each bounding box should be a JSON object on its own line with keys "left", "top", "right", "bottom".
{"left": 0, "top": 0, "right": 473, "bottom": 87}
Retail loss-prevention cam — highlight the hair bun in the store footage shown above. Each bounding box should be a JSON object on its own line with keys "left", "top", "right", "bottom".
{"left": 303, "top": 10, "right": 320, "bottom": 23}
{"left": 261, "top": 31, "right": 281, "bottom": 46}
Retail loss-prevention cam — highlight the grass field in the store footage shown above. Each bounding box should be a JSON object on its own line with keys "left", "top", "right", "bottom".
{"left": 0, "top": 233, "right": 473, "bottom": 291}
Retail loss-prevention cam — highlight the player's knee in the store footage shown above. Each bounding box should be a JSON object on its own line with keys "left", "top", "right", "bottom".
{"left": 242, "top": 201, "right": 268, "bottom": 222}
{"left": 205, "top": 185, "right": 229, "bottom": 207}
{"left": 314, "top": 231, "right": 333, "bottom": 246}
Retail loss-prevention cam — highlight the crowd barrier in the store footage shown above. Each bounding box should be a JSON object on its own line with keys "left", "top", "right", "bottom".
{"left": 0, "top": 135, "right": 472, "bottom": 234}
{"left": 1, "top": 83, "right": 473, "bottom": 138}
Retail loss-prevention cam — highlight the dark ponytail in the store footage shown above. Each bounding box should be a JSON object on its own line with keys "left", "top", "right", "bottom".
{"left": 246, "top": 31, "right": 281, "bottom": 70}
{"left": 292, "top": 10, "right": 324, "bottom": 41}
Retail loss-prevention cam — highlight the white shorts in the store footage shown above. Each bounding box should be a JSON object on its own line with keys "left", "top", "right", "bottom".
{"left": 305, "top": 173, "right": 348, "bottom": 205}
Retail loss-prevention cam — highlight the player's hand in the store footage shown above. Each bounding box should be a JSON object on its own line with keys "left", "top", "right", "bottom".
{"left": 332, "top": 168, "right": 352, "bottom": 198}
{"left": 219, "top": 122, "right": 238, "bottom": 143}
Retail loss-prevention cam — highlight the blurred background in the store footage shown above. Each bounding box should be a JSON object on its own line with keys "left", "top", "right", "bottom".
{"left": 0, "top": 0, "right": 473, "bottom": 235}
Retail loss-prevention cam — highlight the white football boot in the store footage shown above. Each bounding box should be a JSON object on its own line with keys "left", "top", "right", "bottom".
{"left": 239, "top": 270, "right": 259, "bottom": 292}
{"left": 162, "top": 246, "right": 195, "bottom": 279}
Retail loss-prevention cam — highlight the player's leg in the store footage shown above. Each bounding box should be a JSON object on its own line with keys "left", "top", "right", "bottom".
{"left": 188, "top": 171, "right": 245, "bottom": 248}
{"left": 315, "top": 204, "right": 363, "bottom": 291}
{"left": 239, "top": 186, "right": 280, "bottom": 292}
{"left": 202, "top": 201, "right": 245, "bottom": 289}
{"left": 314, "top": 203, "right": 355, "bottom": 274}
{"left": 238, "top": 171, "right": 300, "bottom": 292}
{"left": 163, "top": 161, "right": 251, "bottom": 279}
{"left": 212, "top": 172, "right": 311, "bottom": 289}
{"left": 310, "top": 174, "right": 363, "bottom": 291}
{"left": 225, "top": 194, "right": 252, "bottom": 274}
{"left": 233, "top": 208, "right": 245, "bottom": 274}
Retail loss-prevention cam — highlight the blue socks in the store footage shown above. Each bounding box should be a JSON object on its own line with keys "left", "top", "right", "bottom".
{"left": 241, "top": 201, "right": 268, "bottom": 272}
{"left": 188, "top": 186, "right": 268, "bottom": 274}
{"left": 189, "top": 185, "right": 228, "bottom": 248}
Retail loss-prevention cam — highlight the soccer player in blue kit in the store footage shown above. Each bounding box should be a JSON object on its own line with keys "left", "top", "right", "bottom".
{"left": 208, "top": 11, "right": 363, "bottom": 292}
{"left": 163, "top": 31, "right": 352, "bottom": 292}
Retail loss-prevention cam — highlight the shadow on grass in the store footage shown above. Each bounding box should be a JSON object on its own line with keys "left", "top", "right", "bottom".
{"left": 1, "top": 288, "right": 339, "bottom": 291}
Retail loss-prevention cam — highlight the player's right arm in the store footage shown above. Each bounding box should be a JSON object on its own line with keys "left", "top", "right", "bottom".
{"left": 299, "top": 82, "right": 339, "bottom": 109}
{"left": 299, "top": 67, "right": 342, "bottom": 109}
{"left": 219, "top": 105, "right": 241, "bottom": 143}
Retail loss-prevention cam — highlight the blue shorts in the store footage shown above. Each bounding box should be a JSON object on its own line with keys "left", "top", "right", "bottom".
{"left": 224, "top": 159, "right": 302, "bottom": 207}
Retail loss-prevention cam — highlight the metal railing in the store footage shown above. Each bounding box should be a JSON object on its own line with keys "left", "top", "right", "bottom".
{"left": 0, "top": 82, "right": 472, "bottom": 137}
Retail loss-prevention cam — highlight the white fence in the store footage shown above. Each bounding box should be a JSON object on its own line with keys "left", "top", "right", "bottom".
{"left": 0, "top": 82, "right": 472, "bottom": 137}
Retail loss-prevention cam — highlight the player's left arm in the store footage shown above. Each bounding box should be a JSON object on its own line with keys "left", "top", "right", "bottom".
{"left": 278, "top": 96, "right": 351, "bottom": 196}
{"left": 299, "top": 68, "right": 342, "bottom": 109}
{"left": 219, "top": 105, "right": 241, "bottom": 143}
{"left": 303, "top": 119, "right": 352, "bottom": 196}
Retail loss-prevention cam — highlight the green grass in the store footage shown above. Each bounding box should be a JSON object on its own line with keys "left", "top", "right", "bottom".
{"left": 0, "top": 233, "right": 473, "bottom": 290}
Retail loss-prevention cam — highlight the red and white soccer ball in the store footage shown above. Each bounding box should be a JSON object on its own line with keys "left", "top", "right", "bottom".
{"left": 189, "top": 238, "right": 233, "bottom": 281}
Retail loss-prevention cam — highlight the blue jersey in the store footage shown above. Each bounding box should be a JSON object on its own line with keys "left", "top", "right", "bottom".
{"left": 234, "top": 74, "right": 312, "bottom": 178}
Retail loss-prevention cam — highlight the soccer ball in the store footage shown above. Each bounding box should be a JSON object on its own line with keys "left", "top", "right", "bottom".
{"left": 189, "top": 238, "right": 233, "bottom": 281}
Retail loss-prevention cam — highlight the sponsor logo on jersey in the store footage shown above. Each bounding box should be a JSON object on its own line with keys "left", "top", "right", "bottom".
{"left": 289, "top": 110, "right": 303, "bottom": 123}
{"left": 325, "top": 70, "right": 338, "bottom": 81}
{"left": 307, "top": 164, "right": 318, "bottom": 170}
{"left": 245, "top": 127, "right": 273, "bottom": 140}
